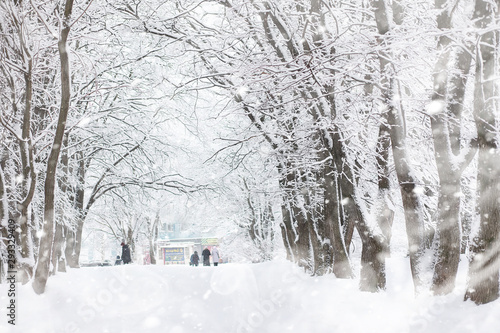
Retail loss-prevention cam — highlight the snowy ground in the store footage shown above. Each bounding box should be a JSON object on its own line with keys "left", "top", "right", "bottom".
{"left": 1, "top": 256, "right": 499, "bottom": 333}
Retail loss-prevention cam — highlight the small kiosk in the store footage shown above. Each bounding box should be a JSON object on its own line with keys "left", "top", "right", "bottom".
{"left": 157, "top": 238, "right": 219, "bottom": 265}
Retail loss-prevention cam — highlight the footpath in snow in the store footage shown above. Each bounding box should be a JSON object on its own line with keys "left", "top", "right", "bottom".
{"left": 1, "top": 257, "right": 499, "bottom": 333}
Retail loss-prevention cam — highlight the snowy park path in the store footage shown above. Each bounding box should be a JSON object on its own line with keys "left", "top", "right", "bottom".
{"left": 1, "top": 258, "right": 499, "bottom": 333}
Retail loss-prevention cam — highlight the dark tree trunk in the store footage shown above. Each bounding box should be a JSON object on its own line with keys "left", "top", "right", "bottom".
{"left": 430, "top": 0, "right": 475, "bottom": 296}
{"left": 51, "top": 221, "right": 66, "bottom": 274}
{"left": 277, "top": 164, "right": 316, "bottom": 271}
{"left": 387, "top": 88, "right": 425, "bottom": 292}
{"left": 452, "top": 48, "right": 473, "bottom": 256}
{"left": 52, "top": 135, "right": 70, "bottom": 274}
{"left": 33, "top": 0, "right": 74, "bottom": 295}
{"left": 292, "top": 194, "right": 313, "bottom": 269}
{"left": 65, "top": 151, "right": 86, "bottom": 268}
{"left": 2, "top": 21, "right": 38, "bottom": 284}
{"left": 148, "top": 215, "right": 159, "bottom": 265}
{"left": 342, "top": 204, "right": 356, "bottom": 255}
{"left": 310, "top": 1, "right": 354, "bottom": 277}
{"left": 64, "top": 226, "right": 77, "bottom": 268}
{"left": 465, "top": 0, "right": 500, "bottom": 305}
{"left": 323, "top": 160, "right": 352, "bottom": 278}
{"left": 376, "top": 121, "right": 395, "bottom": 258}
{"left": 372, "top": 0, "right": 425, "bottom": 292}
{"left": 149, "top": 237, "right": 157, "bottom": 265}
{"left": 460, "top": 178, "right": 474, "bottom": 254}
{"left": 431, "top": 175, "right": 461, "bottom": 294}
{"left": 353, "top": 119, "right": 396, "bottom": 292}
{"left": 448, "top": 48, "right": 473, "bottom": 156}
{"left": 17, "top": 63, "right": 36, "bottom": 284}
{"left": 280, "top": 201, "right": 295, "bottom": 262}
{"left": 338, "top": 153, "right": 387, "bottom": 291}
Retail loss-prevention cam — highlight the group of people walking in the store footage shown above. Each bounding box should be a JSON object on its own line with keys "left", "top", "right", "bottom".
{"left": 115, "top": 241, "right": 221, "bottom": 267}
{"left": 190, "top": 246, "right": 221, "bottom": 266}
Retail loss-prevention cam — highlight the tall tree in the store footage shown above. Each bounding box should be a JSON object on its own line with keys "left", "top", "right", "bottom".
{"left": 464, "top": 0, "right": 500, "bottom": 305}
{"left": 0, "top": 0, "right": 41, "bottom": 283}
{"left": 371, "top": 0, "right": 426, "bottom": 292}
{"left": 430, "top": 0, "right": 476, "bottom": 295}
{"left": 33, "top": 0, "right": 75, "bottom": 295}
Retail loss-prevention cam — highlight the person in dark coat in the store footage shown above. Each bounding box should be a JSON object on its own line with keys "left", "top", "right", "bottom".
{"left": 190, "top": 251, "right": 200, "bottom": 266}
{"left": 121, "top": 242, "right": 132, "bottom": 264}
{"left": 201, "top": 247, "right": 211, "bottom": 266}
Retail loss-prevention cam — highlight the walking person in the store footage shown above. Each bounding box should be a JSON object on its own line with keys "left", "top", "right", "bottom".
{"left": 212, "top": 246, "right": 220, "bottom": 266}
{"left": 202, "top": 247, "right": 211, "bottom": 266}
{"left": 190, "top": 251, "right": 200, "bottom": 266}
{"left": 121, "top": 241, "right": 132, "bottom": 264}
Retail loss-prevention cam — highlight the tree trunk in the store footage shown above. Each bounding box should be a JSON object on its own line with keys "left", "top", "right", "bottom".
{"left": 465, "top": 0, "right": 500, "bottom": 305}
{"left": 148, "top": 214, "right": 159, "bottom": 265}
{"left": 431, "top": 174, "right": 461, "bottom": 294}
{"left": 66, "top": 152, "right": 86, "bottom": 268}
{"left": 448, "top": 48, "right": 473, "bottom": 156}
{"left": 337, "top": 150, "right": 387, "bottom": 291}
{"left": 149, "top": 237, "right": 157, "bottom": 265}
{"left": 17, "top": 60, "right": 36, "bottom": 284}
{"left": 451, "top": 48, "right": 473, "bottom": 256}
{"left": 33, "top": 0, "right": 74, "bottom": 295}
{"left": 64, "top": 228, "right": 77, "bottom": 268}
{"left": 372, "top": 0, "right": 425, "bottom": 292}
{"left": 292, "top": 193, "right": 313, "bottom": 269}
{"left": 276, "top": 165, "right": 315, "bottom": 270}
{"left": 460, "top": 177, "right": 474, "bottom": 254}
{"left": 375, "top": 121, "right": 395, "bottom": 258}
{"left": 309, "top": 1, "right": 353, "bottom": 277}
{"left": 51, "top": 221, "right": 66, "bottom": 274}
{"left": 342, "top": 202, "right": 356, "bottom": 255}
{"left": 1, "top": 13, "right": 38, "bottom": 283}
{"left": 280, "top": 201, "right": 295, "bottom": 262}
{"left": 428, "top": 0, "right": 458, "bottom": 294}
{"left": 52, "top": 135, "right": 71, "bottom": 274}
{"left": 126, "top": 226, "right": 135, "bottom": 259}
{"left": 353, "top": 119, "right": 396, "bottom": 292}
{"left": 323, "top": 160, "right": 353, "bottom": 278}
{"left": 387, "top": 84, "right": 425, "bottom": 292}
{"left": 67, "top": 216, "right": 85, "bottom": 268}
